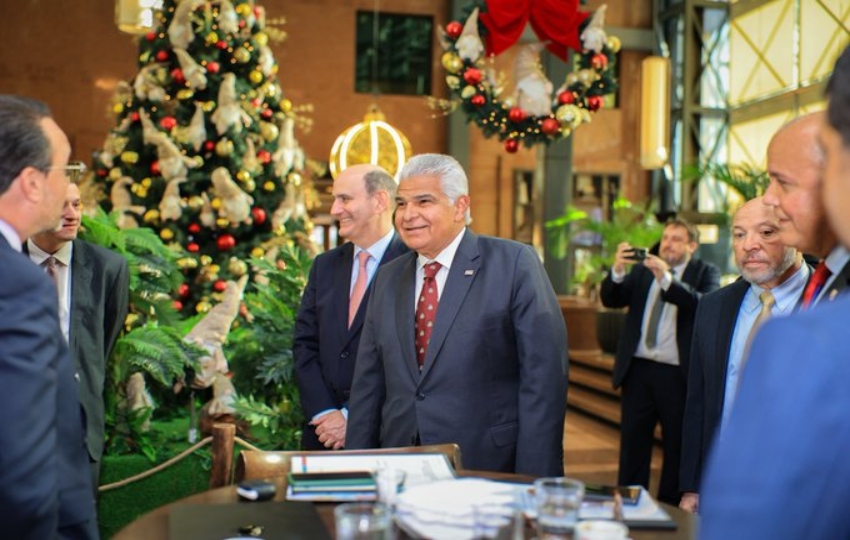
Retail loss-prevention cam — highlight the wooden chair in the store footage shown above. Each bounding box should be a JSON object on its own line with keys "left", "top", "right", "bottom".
{"left": 235, "top": 443, "right": 463, "bottom": 483}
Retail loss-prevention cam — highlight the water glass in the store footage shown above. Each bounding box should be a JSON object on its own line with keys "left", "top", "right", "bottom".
{"left": 334, "top": 502, "right": 391, "bottom": 540}
{"left": 533, "top": 477, "right": 585, "bottom": 538}
{"left": 374, "top": 468, "right": 406, "bottom": 508}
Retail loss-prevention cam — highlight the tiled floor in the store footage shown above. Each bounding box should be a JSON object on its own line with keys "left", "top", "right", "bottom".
{"left": 563, "top": 409, "right": 662, "bottom": 492}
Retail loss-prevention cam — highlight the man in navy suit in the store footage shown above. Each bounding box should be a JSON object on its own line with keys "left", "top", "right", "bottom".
{"left": 679, "top": 197, "right": 807, "bottom": 514}
{"left": 0, "top": 95, "right": 97, "bottom": 538}
{"left": 346, "top": 154, "right": 567, "bottom": 476}
{"left": 27, "top": 182, "right": 129, "bottom": 491}
{"left": 763, "top": 111, "right": 850, "bottom": 306}
{"left": 294, "top": 164, "right": 408, "bottom": 450}
{"left": 601, "top": 219, "right": 720, "bottom": 505}
{"left": 699, "top": 44, "right": 850, "bottom": 540}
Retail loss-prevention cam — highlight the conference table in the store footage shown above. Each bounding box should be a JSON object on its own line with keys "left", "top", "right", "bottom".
{"left": 113, "top": 471, "right": 696, "bottom": 539}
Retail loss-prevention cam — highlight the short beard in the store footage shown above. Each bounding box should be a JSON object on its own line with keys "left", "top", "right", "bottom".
{"left": 740, "top": 247, "right": 797, "bottom": 285}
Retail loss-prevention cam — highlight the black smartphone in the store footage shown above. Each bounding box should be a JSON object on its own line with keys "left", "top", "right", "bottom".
{"left": 624, "top": 247, "right": 647, "bottom": 262}
{"left": 583, "top": 483, "right": 641, "bottom": 505}
{"left": 236, "top": 479, "right": 277, "bottom": 501}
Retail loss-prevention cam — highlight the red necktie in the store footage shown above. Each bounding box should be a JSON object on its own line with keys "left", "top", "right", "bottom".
{"left": 415, "top": 262, "right": 441, "bottom": 368}
{"left": 801, "top": 262, "right": 831, "bottom": 309}
{"left": 43, "top": 256, "right": 59, "bottom": 289}
{"left": 348, "top": 251, "right": 371, "bottom": 327}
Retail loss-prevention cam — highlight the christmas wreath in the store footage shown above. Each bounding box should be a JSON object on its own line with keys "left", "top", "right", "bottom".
{"left": 435, "top": 0, "right": 620, "bottom": 152}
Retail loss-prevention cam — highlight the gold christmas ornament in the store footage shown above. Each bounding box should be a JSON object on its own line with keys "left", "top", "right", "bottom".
{"left": 233, "top": 48, "right": 251, "bottom": 63}
{"left": 188, "top": 195, "right": 204, "bottom": 210}
{"left": 229, "top": 257, "right": 248, "bottom": 277}
{"left": 249, "top": 70, "right": 264, "bottom": 84}
{"left": 254, "top": 32, "right": 269, "bottom": 47}
{"left": 109, "top": 168, "right": 122, "bottom": 180}
{"left": 263, "top": 180, "right": 276, "bottom": 191}
{"left": 210, "top": 197, "right": 222, "bottom": 210}
{"left": 195, "top": 301, "right": 212, "bottom": 314}
{"left": 251, "top": 247, "right": 265, "bottom": 258}
{"left": 215, "top": 139, "right": 234, "bottom": 156}
{"left": 141, "top": 177, "right": 152, "bottom": 188}
{"left": 244, "top": 179, "right": 256, "bottom": 192}
{"left": 235, "top": 3, "right": 251, "bottom": 16}
{"left": 236, "top": 170, "right": 251, "bottom": 182}
{"left": 176, "top": 89, "right": 194, "bottom": 100}
{"left": 280, "top": 99, "right": 292, "bottom": 112}
{"left": 143, "top": 209, "right": 160, "bottom": 223}
{"left": 565, "top": 72, "right": 579, "bottom": 87}
{"left": 446, "top": 76, "right": 460, "bottom": 89}
{"left": 577, "top": 69, "right": 596, "bottom": 87}
{"left": 177, "top": 257, "right": 199, "bottom": 269}
{"left": 460, "top": 85, "right": 477, "bottom": 99}
{"left": 160, "top": 228, "right": 174, "bottom": 240}
{"left": 216, "top": 217, "right": 230, "bottom": 228}
{"left": 329, "top": 105, "right": 412, "bottom": 180}
{"left": 606, "top": 35, "right": 622, "bottom": 53}
{"left": 113, "top": 103, "right": 125, "bottom": 114}
{"left": 259, "top": 121, "right": 279, "bottom": 142}
{"left": 200, "top": 255, "right": 213, "bottom": 266}
{"left": 120, "top": 151, "right": 139, "bottom": 164}
{"left": 441, "top": 52, "right": 463, "bottom": 73}
{"left": 202, "top": 101, "right": 215, "bottom": 112}
{"left": 205, "top": 31, "right": 219, "bottom": 45}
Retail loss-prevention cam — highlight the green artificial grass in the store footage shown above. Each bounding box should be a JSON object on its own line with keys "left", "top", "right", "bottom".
{"left": 97, "top": 416, "right": 212, "bottom": 538}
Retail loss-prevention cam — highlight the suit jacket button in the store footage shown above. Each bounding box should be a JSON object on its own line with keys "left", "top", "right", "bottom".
{"left": 416, "top": 393, "right": 425, "bottom": 401}
{"left": 74, "top": 372, "right": 81, "bottom": 382}
{"left": 340, "top": 351, "right": 349, "bottom": 359}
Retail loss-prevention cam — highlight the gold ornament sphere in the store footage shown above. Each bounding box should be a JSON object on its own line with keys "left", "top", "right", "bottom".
{"left": 329, "top": 105, "right": 412, "bottom": 180}
{"left": 236, "top": 170, "right": 251, "bottom": 182}
{"left": 280, "top": 99, "right": 292, "bottom": 112}
{"left": 249, "top": 70, "right": 264, "bottom": 85}
{"left": 254, "top": 32, "right": 269, "bottom": 47}
{"left": 120, "top": 151, "right": 139, "bottom": 164}
{"left": 441, "top": 52, "right": 463, "bottom": 74}
{"left": 234, "top": 48, "right": 251, "bottom": 63}
{"left": 565, "top": 73, "right": 579, "bottom": 87}
{"left": 188, "top": 195, "right": 204, "bottom": 210}
{"left": 263, "top": 180, "right": 276, "bottom": 191}
{"left": 244, "top": 179, "right": 257, "bottom": 192}
{"left": 216, "top": 139, "right": 234, "bottom": 157}
{"left": 606, "top": 36, "right": 622, "bottom": 53}
{"left": 143, "top": 209, "right": 160, "bottom": 223}
{"left": 251, "top": 247, "right": 265, "bottom": 258}
{"left": 210, "top": 197, "right": 222, "bottom": 210}
{"left": 216, "top": 217, "right": 230, "bottom": 228}
{"left": 260, "top": 121, "right": 279, "bottom": 142}
{"left": 159, "top": 228, "right": 174, "bottom": 240}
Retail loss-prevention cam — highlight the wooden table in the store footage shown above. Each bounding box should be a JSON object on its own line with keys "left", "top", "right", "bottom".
{"left": 113, "top": 473, "right": 696, "bottom": 539}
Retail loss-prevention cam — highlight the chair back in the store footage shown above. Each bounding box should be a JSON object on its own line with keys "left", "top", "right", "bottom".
{"left": 235, "top": 443, "right": 463, "bottom": 483}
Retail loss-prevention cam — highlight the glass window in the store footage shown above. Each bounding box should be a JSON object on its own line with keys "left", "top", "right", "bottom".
{"left": 355, "top": 11, "right": 433, "bottom": 96}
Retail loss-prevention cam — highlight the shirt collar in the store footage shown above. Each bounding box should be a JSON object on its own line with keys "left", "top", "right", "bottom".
{"left": 0, "top": 219, "right": 21, "bottom": 252}
{"left": 825, "top": 244, "right": 850, "bottom": 275}
{"left": 745, "top": 262, "right": 810, "bottom": 314}
{"left": 27, "top": 238, "right": 73, "bottom": 266}
{"left": 417, "top": 227, "right": 466, "bottom": 271}
{"left": 353, "top": 228, "right": 395, "bottom": 262}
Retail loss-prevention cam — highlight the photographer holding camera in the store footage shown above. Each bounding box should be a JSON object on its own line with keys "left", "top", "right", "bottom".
{"left": 600, "top": 218, "right": 720, "bottom": 506}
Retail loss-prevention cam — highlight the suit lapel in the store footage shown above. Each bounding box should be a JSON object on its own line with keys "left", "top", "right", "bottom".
{"left": 69, "top": 240, "right": 94, "bottom": 366}
{"left": 394, "top": 254, "right": 420, "bottom": 380}
{"left": 331, "top": 243, "right": 354, "bottom": 345}
{"left": 715, "top": 281, "right": 749, "bottom": 394}
{"left": 420, "top": 231, "right": 480, "bottom": 379}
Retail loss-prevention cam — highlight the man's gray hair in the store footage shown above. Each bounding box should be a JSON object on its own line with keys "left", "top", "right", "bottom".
{"left": 399, "top": 154, "right": 472, "bottom": 224}
{"left": 363, "top": 167, "right": 398, "bottom": 200}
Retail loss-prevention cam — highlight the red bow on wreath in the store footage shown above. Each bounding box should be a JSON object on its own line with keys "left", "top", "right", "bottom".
{"left": 479, "top": 0, "right": 590, "bottom": 62}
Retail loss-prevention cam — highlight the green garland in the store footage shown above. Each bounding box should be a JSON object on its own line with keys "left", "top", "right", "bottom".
{"left": 438, "top": 6, "right": 620, "bottom": 152}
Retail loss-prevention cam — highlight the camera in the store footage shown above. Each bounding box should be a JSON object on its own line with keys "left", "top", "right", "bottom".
{"left": 625, "top": 247, "right": 647, "bottom": 262}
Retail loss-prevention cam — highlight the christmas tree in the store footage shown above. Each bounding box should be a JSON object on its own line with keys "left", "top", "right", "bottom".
{"left": 92, "top": 0, "right": 314, "bottom": 317}
{"left": 88, "top": 0, "right": 317, "bottom": 449}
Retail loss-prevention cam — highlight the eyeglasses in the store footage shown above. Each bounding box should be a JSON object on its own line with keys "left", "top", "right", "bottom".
{"left": 47, "top": 161, "right": 86, "bottom": 183}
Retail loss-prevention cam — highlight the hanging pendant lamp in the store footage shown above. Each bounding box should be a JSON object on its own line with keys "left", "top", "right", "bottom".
{"left": 329, "top": 105, "right": 412, "bottom": 180}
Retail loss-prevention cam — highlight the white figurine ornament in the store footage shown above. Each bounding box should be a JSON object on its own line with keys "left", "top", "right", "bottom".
{"left": 211, "top": 167, "right": 254, "bottom": 224}
{"left": 149, "top": 131, "right": 198, "bottom": 181}
{"left": 514, "top": 43, "right": 554, "bottom": 117}
{"left": 174, "top": 48, "right": 208, "bottom": 90}
{"left": 210, "top": 73, "right": 253, "bottom": 135}
{"left": 111, "top": 176, "right": 146, "bottom": 229}
{"left": 456, "top": 7, "right": 485, "bottom": 62}
{"left": 169, "top": 0, "right": 203, "bottom": 49}
{"left": 580, "top": 4, "right": 607, "bottom": 54}
{"left": 134, "top": 64, "right": 167, "bottom": 102}
{"left": 159, "top": 177, "right": 186, "bottom": 221}
{"left": 217, "top": 0, "right": 239, "bottom": 35}
{"left": 273, "top": 117, "right": 305, "bottom": 178}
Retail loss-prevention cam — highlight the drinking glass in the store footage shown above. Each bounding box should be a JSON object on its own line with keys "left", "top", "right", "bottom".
{"left": 533, "top": 477, "right": 585, "bottom": 538}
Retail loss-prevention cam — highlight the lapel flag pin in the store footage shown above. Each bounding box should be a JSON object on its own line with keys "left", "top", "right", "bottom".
{"left": 464, "top": 269, "right": 475, "bottom": 276}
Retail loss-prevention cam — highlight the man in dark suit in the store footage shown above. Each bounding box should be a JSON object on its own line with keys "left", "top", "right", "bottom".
{"left": 0, "top": 95, "right": 97, "bottom": 538}
{"left": 699, "top": 43, "right": 850, "bottom": 540}
{"left": 346, "top": 154, "right": 567, "bottom": 476}
{"left": 679, "top": 197, "right": 807, "bottom": 514}
{"left": 600, "top": 218, "right": 720, "bottom": 505}
{"left": 763, "top": 111, "right": 850, "bottom": 307}
{"left": 27, "top": 182, "right": 129, "bottom": 491}
{"left": 294, "top": 164, "right": 407, "bottom": 450}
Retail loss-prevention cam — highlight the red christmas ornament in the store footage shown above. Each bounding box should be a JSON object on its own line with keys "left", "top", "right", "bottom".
{"left": 445, "top": 21, "right": 463, "bottom": 39}
{"left": 130, "top": 112, "right": 140, "bottom": 122}
{"left": 206, "top": 61, "right": 220, "bottom": 74}
{"left": 463, "top": 68, "right": 483, "bottom": 85}
{"left": 145, "top": 31, "right": 157, "bottom": 42}
{"left": 257, "top": 149, "right": 272, "bottom": 164}
{"left": 178, "top": 283, "right": 190, "bottom": 297}
{"left": 96, "top": 169, "right": 108, "bottom": 177}
{"left": 557, "top": 91, "right": 575, "bottom": 105}
{"left": 159, "top": 116, "right": 177, "bottom": 130}
{"left": 188, "top": 223, "right": 201, "bottom": 234}
{"left": 155, "top": 50, "right": 169, "bottom": 62}
{"left": 261, "top": 108, "right": 273, "bottom": 120}
{"left": 216, "top": 234, "right": 236, "bottom": 251}
{"left": 203, "top": 140, "right": 215, "bottom": 152}
{"left": 470, "top": 95, "right": 486, "bottom": 107}
{"left": 187, "top": 242, "right": 200, "bottom": 253}
{"left": 173, "top": 300, "right": 183, "bottom": 311}
{"left": 213, "top": 280, "right": 227, "bottom": 292}
{"left": 170, "top": 68, "right": 185, "bottom": 84}
{"left": 238, "top": 20, "right": 246, "bottom": 29}
{"left": 508, "top": 107, "right": 527, "bottom": 122}
{"left": 591, "top": 53, "right": 609, "bottom": 70}
{"left": 587, "top": 95, "right": 604, "bottom": 111}
{"left": 251, "top": 207, "right": 267, "bottom": 225}
{"left": 215, "top": 40, "right": 228, "bottom": 50}
{"left": 541, "top": 118, "right": 561, "bottom": 135}
{"left": 253, "top": 6, "right": 263, "bottom": 18}
{"left": 504, "top": 139, "right": 519, "bottom": 153}
{"left": 150, "top": 161, "right": 161, "bottom": 175}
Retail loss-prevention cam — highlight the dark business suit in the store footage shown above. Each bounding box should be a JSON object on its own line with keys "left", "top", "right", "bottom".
{"left": 679, "top": 279, "right": 749, "bottom": 494}
{"left": 812, "top": 257, "right": 850, "bottom": 305}
{"left": 293, "top": 235, "right": 408, "bottom": 450}
{"left": 600, "top": 259, "right": 720, "bottom": 504}
{"left": 700, "top": 296, "right": 850, "bottom": 539}
{"left": 346, "top": 230, "right": 568, "bottom": 476}
{"left": 68, "top": 240, "right": 129, "bottom": 488}
{"left": 0, "top": 236, "right": 96, "bottom": 539}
